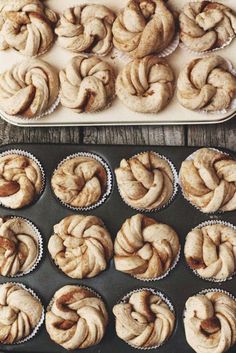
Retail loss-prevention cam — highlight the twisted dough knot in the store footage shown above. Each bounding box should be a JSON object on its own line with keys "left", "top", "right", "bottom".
{"left": 46, "top": 285, "right": 108, "bottom": 350}
{"left": 51, "top": 155, "right": 108, "bottom": 208}
{"left": 0, "top": 217, "right": 39, "bottom": 276}
{"left": 0, "top": 153, "right": 43, "bottom": 209}
{"left": 0, "top": 59, "right": 59, "bottom": 118}
{"left": 115, "top": 151, "right": 174, "bottom": 210}
{"left": 0, "top": 283, "right": 43, "bottom": 344}
{"left": 114, "top": 214, "right": 180, "bottom": 280}
{"left": 60, "top": 56, "right": 115, "bottom": 113}
{"left": 116, "top": 55, "right": 175, "bottom": 113}
{"left": 180, "top": 148, "right": 236, "bottom": 213}
{"left": 185, "top": 224, "right": 236, "bottom": 281}
{"left": 55, "top": 5, "right": 115, "bottom": 56}
{"left": 113, "top": 290, "right": 175, "bottom": 348}
{"left": 184, "top": 292, "right": 236, "bottom": 353}
{"left": 179, "top": 2, "right": 236, "bottom": 52}
{"left": 177, "top": 56, "right": 236, "bottom": 112}
{"left": 48, "top": 215, "right": 113, "bottom": 279}
{"left": 112, "top": 0, "right": 176, "bottom": 58}
{"left": 0, "top": 0, "right": 57, "bottom": 56}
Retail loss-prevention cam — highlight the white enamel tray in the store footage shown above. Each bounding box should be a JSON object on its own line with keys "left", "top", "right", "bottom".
{"left": 0, "top": 0, "right": 236, "bottom": 127}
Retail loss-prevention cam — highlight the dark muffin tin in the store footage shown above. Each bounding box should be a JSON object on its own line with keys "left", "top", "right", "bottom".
{"left": 0, "top": 144, "right": 235, "bottom": 353}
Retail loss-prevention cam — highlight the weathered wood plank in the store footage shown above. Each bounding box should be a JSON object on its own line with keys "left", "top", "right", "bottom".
{"left": 83, "top": 126, "right": 186, "bottom": 145}
{"left": 0, "top": 121, "right": 83, "bottom": 145}
{"left": 187, "top": 119, "right": 236, "bottom": 151}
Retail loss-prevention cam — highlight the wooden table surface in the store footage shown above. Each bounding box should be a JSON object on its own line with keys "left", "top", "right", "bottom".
{"left": 0, "top": 118, "right": 235, "bottom": 151}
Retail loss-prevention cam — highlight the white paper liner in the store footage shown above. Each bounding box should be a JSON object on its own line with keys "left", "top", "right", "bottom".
{"left": 0, "top": 282, "right": 45, "bottom": 345}
{"left": 0, "top": 95, "right": 60, "bottom": 122}
{"left": 49, "top": 216, "right": 112, "bottom": 279}
{"left": 0, "top": 149, "right": 45, "bottom": 209}
{"left": 116, "top": 288, "right": 176, "bottom": 350}
{"left": 0, "top": 216, "right": 43, "bottom": 278}
{"left": 179, "top": 147, "right": 234, "bottom": 214}
{"left": 116, "top": 151, "right": 179, "bottom": 213}
{"left": 51, "top": 152, "right": 113, "bottom": 211}
{"left": 132, "top": 244, "right": 181, "bottom": 282}
{"left": 185, "top": 220, "right": 236, "bottom": 283}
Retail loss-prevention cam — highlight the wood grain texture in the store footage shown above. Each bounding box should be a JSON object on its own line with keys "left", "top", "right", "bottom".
{"left": 83, "top": 126, "right": 186, "bottom": 145}
{"left": 187, "top": 119, "right": 236, "bottom": 151}
{"left": 0, "top": 120, "right": 83, "bottom": 145}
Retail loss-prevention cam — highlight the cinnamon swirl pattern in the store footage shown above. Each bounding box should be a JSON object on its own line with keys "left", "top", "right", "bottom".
{"left": 114, "top": 214, "right": 180, "bottom": 280}
{"left": 0, "top": 217, "right": 40, "bottom": 277}
{"left": 115, "top": 151, "right": 175, "bottom": 211}
{"left": 55, "top": 5, "right": 115, "bottom": 56}
{"left": 60, "top": 56, "right": 116, "bottom": 113}
{"left": 185, "top": 223, "right": 236, "bottom": 281}
{"left": 48, "top": 215, "right": 113, "bottom": 279}
{"left": 180, "top": 2, "right": 236, "bottom": 52}
{"left": 116, "top": 56, "right": 175, "bottom": 113}
{"left": 177, "top": 56, "right": 236, "bottom": 112}
{"left": 113, "top": 289, "right": 175, "bottom": 348}
{"left": 184, "top": 291, "right": 236, "bottom": 353}
{"left": 112, "top": 0, "right": 176, "bottom": 58}
{"left": 0, "top": 0, "right": 57, "bottom": 57}
{"left": 0, "top": 152, "right": 43, "bottom": 209}
{"left": 46, "top": 285, "right": 108, "bottom": 349}
{"left": 179, "top": 148, "right": 236, "bottom": 213}
{"left": 51, "top": 154, "right": 109, "bottom": 209}
{"left": 0, "top": 59, "right": 59, "bottom": 118}
{"left": 0, "top": 283, "right": 43, "bottom": 344}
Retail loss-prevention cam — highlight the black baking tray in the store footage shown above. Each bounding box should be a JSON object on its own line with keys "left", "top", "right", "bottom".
{"left": 0, "top": 143, "right": 236, "bottom": 353}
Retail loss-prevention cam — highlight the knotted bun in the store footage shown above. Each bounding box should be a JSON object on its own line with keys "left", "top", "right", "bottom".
{"left": 114, "top": 214, "right": 180, "bottom": 280}
{"left": 0, "top": 0, "right": 57, "bottom": 56}
{"left": 184, "top": 291, "right": 236, "bottom": 353}
{"left": 51, "top": 155, "right": 108, "bottom": 208}
{"left": 0, "top": 153, "right": 43, "bottom": 209}
{"left": 179, "top": 148, "right": 236, "bottom": 213}
{"left": 0, "top": 283, "right": 43, "bottom": 344}
{"left": 55, "top": 5, "right": 115, "bottom": 56}
{"left": 115, "top": 151, "right": 175, "bottom": 210}
{"left": 46, "top": 285, "right": 108, "bottom": 349}
{"left": 116, "top": 55, "right": 175, "bottom": 113}
{"left": 112, "top": 0, "right": 176, "bottom": 58}
{"left": 0, "top": 217, "right": 39, "bottom": 276}
{"left": 0, "top": 59, "right": 59, "bottom": 118}
{"left": 177, "top": 56, "right": 236, "bottom": 112}
{"left": 60, "top": 56, "right": 115, "bottom": 113}
{"left": 48, "top": 215, "right": 113, "bottom": 279}
{"left": 185, "top": 223, "right": 236, "bottom": 281}
{"left": 113, "top": 289, "right": 175, "bottom": 348}
{"left": 180, "top": 2, "right": 236, "bottom": 52}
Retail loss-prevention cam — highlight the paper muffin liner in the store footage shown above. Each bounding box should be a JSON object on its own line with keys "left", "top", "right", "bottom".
{"left": 112, "top": 32, "right": 180, "bottom": 64}
{"left": 132, "top": 245, "right": 181, "bottom": 282}
{"left": 0, "top": 149, "right": 45, "bottom": 209}
{"left": 0, "top": 282, "right": 45, "bottom": 345}
{"left": 0, "top": 95, "right": 60, "bottom": 123}
{"left": 179, "top": 147, "right": 233, "bottom": 214}
{"left": 0, "top": 216, "right": 43, "bottom": 278}
{"left": 51, "top": 152, "right": 113, "bottom": 211}
{"left": 116, "top": 151, "right": 179, "bottom": 213}
{"left": 116, "top": 287, "right": 176, "bottom": 350}
{"left": 185, "top": 220, "right": 236, "bottom": 283}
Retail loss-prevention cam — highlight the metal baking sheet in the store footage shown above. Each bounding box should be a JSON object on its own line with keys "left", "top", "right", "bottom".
{"left": 0, "top": 0, "right": 236, "bottom": 127}
{"left": 0, "top": 143, "right": 236, "bottom": 353}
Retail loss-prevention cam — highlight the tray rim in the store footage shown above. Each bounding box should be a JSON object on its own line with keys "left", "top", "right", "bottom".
{"left": 1, "top": 110, "right": 235, "bottom": 127}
